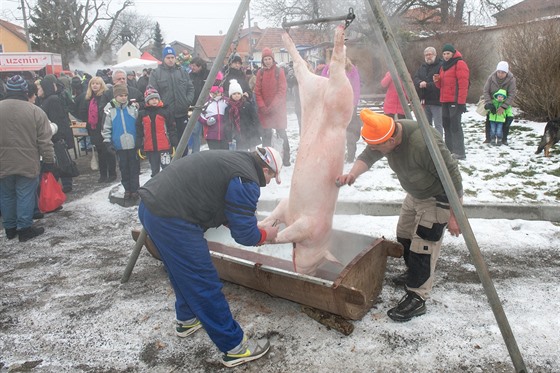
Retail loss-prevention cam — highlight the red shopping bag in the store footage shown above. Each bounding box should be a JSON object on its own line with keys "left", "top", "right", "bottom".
{"left": 38, "top": 172, "right": 66, "bottom": 213}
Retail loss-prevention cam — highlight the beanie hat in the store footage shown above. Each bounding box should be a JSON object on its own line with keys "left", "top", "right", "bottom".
{"left": 360, "top": 109, "right": 396, "bottom": 145}
{"left": 228, "top": 79, "right": 243, "bottom": 97}
{"left": 261, "top": 48, "right": 273, "bottom": 62}
{"left": 257, "top": 147, "right": 282, "bottom": 184}
{"left": 442, "top": 43, "right": 456, "bottom": 54}
{"left": 6, "top": 75, "right": 29, "bottom": 92}
{"left": 144, "top": 85, "right": 160, "bottom": 102}
{"left": 229, "top": 54, "right": 242, "bottom": 65}
{"left": 113, "top": 84, "right": 128, "bottom": 97}
{"left": 496, "top": 61, "right": 509, "bottom": 73}
{"left": 210, "top": 71, "right": 224, "bottom": 94}
{"left": 162, "top": 45, "right": 176, "bottom": 59}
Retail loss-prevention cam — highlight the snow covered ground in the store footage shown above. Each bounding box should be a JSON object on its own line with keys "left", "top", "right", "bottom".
{"left": 1, "top": 105, "right": 559, "bottom": 372}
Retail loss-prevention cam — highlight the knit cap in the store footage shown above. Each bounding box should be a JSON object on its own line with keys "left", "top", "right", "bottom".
{"left": 442, "top": 43, "right": 456, "bottom": 54}
{"left": 210, "top": 71, "right": 224, "bottom": 94}
{"left": 257, "top": 147, "right": 282, "bottom": 184}
{"left": 496, "top": 61, "right": 509, "bottom": 73}
{"left": 113, "top": 84, "right": 128, "bottom": 97}
{"left": 228, "top": 79, "right": 243, "bottom": 97}
{"left": 261, "top": 48, "right": 273, "bottom": 62}
{"left": 360, "top": 109, "right": 395, "bottom": 145}
{"left": 229, "top": 54, "right": 242, "bottom": 65}
{"left": 6, "top": 75, "right": 29, "bottom": 92}
{"left": 162, "top": 45, "right": 176, "bottom": 59}
{"left": 144, "top": 85, "right": 160, "bottom": 102}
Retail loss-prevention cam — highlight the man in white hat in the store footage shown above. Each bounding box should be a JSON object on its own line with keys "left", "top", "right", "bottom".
{"left": 137, "top": 147, "right": 282, "bottom": 367}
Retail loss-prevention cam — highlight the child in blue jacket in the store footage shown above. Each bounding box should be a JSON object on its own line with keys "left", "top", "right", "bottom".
{"left": 102, "top": 84, "right": 140, "bottom": 199}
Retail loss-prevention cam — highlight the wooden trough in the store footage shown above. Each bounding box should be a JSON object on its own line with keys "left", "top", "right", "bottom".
{"left": 132, "top": 227, "right": 402, "bottom": 321}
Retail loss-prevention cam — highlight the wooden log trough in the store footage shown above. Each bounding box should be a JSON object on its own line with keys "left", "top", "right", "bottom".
{"left": 132, "top": 226, "right": 402, "bottom": 321}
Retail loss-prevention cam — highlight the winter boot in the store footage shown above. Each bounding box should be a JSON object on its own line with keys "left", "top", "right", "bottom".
{"left": 387, "top": 291, "right": 426, "bottom": 322}
{"left": 5, "top": 227, "right": 17, "bottom": 240}
{"left": 17, "top": 226, "right": 45, "bottom": 242}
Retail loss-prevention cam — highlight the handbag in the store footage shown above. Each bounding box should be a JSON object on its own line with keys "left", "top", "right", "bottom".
{"left": 54, "top": 139, "right": 80, "bottom": 177}
{"left": 38, "top": 172, "right": 66, "bottom": 213}
{"left": 476, "top": 95, "right": 488, "bottom": 117}
{"left": 90, "top": 146, "right": 99, "bottom": 171}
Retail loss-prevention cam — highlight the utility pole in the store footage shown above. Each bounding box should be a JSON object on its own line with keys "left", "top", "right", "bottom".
{"left": 20, "top": 0, "right": 32, "bottom": 51}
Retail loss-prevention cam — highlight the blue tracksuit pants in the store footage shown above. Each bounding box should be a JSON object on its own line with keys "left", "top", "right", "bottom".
{"left": 138, "top": 202, "right": 244, "bottom": 352}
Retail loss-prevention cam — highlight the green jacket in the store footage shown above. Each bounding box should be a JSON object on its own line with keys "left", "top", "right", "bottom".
{"left": 488, "top": 89, "right": 513, "bottom": 123}
{"left": 357, "top": 119, "right": 463, "bottom": 199}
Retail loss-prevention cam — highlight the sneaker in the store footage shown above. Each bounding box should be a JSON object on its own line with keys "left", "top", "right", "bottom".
{"left": 33, "top": 212, "right": 45, "bottom": 219}
{"left": 222, "top": 337, "right": 271, "bottom": 367}
{"left": 391, "top": 271, "right": 409, "bottom": 286}
{"left": 62, "top": 186, "right": 73, "bottom": 193}
{"left": 17, "top": 226, "right": 45, "bottom": 242}
{"left": 452, "top": 153, "right": 466, "bottom": 160}
{"left": 387, "top": 291, "right": 426, "bottom": 322}
{"left": 502, "top": 140, "right": 508, "bottom": 146}
{"left": 175, "top": 319, "right": 202, "bottom": 338}
{"left": 5, "top": 228, "right": 17, "bottom": 240}
{"left": 482, "top": 139, "right": 490, "bottom": 144}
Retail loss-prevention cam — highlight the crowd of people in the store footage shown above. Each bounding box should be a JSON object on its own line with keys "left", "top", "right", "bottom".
{"left": 0, "top": 40, "right": 518, "bottom": 367}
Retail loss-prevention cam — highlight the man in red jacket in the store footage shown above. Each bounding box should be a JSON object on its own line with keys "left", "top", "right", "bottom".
{"left": 434, "top": 43, "right": 470, "bottom": 160}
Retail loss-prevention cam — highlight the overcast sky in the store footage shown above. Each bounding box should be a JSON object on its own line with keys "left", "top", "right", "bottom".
{"left": 0, "top": 0, "right": 264, "bottom": 47}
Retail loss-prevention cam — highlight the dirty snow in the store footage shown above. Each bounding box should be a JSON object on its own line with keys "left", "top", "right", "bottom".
{"left": 1, "top": 105, "right": 559, "bottom": 372}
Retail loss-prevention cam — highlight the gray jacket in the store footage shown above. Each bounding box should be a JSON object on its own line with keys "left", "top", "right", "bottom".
{"left": 483, "top": 71, "right": 517, "bottom": 109}
{"left": 149, "top": 64, "right": 194, "bottom": 118}
{"left": 0, "top": 96, "right": 55, "bottom": 178}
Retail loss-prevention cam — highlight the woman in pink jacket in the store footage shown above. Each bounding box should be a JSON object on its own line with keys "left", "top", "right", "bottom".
{"left": 254, "top": 47, "right": 290, "bottom": 166}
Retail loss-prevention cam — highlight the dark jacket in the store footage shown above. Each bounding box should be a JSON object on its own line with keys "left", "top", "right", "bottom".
{"left": 137, "top": 75, "right": 150, "bottom": 96}
{"left": 224, "top": 97, "right": 261, "bottom": 150}
{"left": 40, "top": 74, "right": 74, "bottom": 149}
{"left": 139, "top": 150, "right": 266, "bottom": 242}
{"left": 223, "top": 66, "right": 252, "bottom": 98}
{"left": 149, "top": 63, "right": 194, "bottom": 118}
{"left": 413, "top": 58, "right": 442, "bottom": 106}
{"left": 189, "top": 66, "right": 210, "bottom": 105}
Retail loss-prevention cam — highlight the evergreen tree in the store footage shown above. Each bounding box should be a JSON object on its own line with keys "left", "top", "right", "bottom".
{"left": 152, "top": 22, "right": 164, "bottom": 60}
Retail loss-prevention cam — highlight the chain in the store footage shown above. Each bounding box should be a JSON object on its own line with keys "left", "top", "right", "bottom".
{"left": 344, "top": 8, "right": 355, "bottom": 29}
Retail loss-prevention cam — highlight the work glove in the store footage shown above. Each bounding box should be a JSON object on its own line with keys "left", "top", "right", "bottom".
{"left": 137, "top": 148, "right": 147, "bottom": 160}
{"left": 105, "top": 142, "right": 116, "bottom": 155}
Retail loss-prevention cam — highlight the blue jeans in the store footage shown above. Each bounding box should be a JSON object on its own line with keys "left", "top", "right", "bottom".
{"left": 138, "top": 202, "right": 244, "bottom": 352}
{"left": 489, "top": 121, "right": 503, "bottom": 140}
{"left": 188, "top": 121, "right": 203, "bottom": 153}
{"left": 0, "top": 175, "right": 39, "bottom": 230}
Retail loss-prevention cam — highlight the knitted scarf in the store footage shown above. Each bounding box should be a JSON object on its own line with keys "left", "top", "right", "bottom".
{"left": 442, "top": 56, "right": 461, "bottom": 71}
{"left": 88, "top": 96, "right": 99, "bottom": 129}
{"left": 227, "top": 97, "right": 243, "bottom": 133}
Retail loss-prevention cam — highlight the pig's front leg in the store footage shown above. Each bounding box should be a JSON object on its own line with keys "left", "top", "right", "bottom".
{"left": 258, "top": 198, "right": 289, "bottom": 228}
{"left": 274, "top": 215, "right": 313, "bottom": 244}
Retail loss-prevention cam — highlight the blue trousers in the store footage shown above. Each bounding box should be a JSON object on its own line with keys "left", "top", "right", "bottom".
{"left": 0, "top": 175, "right": 39, "bottom": 230}
{"left": 138, "top": 202, "right": 243, "bottom": 352}
{"left": 489, "top": 121, "right": 503, "bottom": 140}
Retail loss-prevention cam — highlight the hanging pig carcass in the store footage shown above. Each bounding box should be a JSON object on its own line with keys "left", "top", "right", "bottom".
{"left": 259, "top": 26, "right": 355, "bottom": 275}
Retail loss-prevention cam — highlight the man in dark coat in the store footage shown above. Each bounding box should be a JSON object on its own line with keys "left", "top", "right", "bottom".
{"left": 149, "top": 45, "right": 194, "bottom": 146}
{"left": 187, "top": 57, "right": 210, "bottom": 152}
{"left": 413, "top": 46, "right": 443, "bottom": 135}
